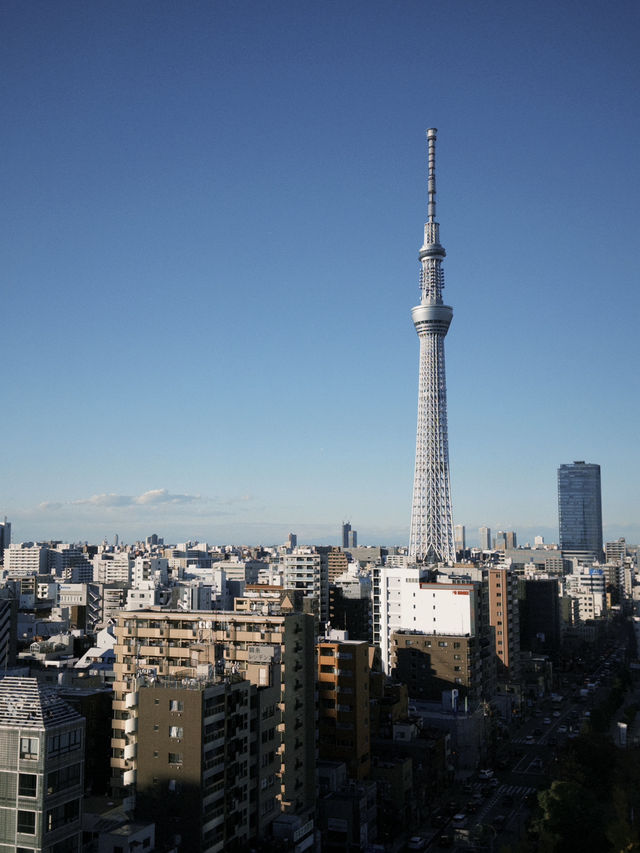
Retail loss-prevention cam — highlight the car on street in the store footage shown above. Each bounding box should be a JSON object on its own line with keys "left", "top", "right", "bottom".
{"left": 479, "top": 768, "right": 494, "bottom": 779}
{"left": 543, "top": 717, "right": 552, "bottom": 724}
{"left": 558, "top": 724, "right": 568, "bottom": 733}
{"left": 525, "top": 734, "right": 535, "bottom": 744}
{"left": 408, "top": 837, "right": 428, "bottom": 851}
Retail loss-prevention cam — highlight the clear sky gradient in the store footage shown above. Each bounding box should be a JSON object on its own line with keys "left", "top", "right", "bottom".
{"left": 2, "top": 1, "right": 639, "bottom": 547}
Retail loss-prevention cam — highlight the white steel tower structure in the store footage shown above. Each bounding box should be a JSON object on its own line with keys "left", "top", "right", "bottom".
{"left": 409, "top": 128, "right": 455, "bottom": 564}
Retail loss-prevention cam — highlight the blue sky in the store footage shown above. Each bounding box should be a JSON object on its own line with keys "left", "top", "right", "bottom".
{"left": 2, "top": 1, "right": 639, "bottom": 547}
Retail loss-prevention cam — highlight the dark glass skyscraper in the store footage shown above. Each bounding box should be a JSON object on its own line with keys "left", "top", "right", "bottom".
{"left": 557, "top": 461, "right": 603, "bottom": 559}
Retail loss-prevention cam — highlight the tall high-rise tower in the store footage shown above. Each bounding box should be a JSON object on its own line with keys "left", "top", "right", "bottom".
{"left": 409, "top": 129, "right": 455, "bottom": 564}
{"left": 558, "top": 461, "right": 603, "bottom": 560}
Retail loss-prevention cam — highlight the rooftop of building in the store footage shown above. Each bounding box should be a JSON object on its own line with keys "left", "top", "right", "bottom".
{"left": 136, "top": 672, "right": 247, "bottom": 692}
{"left": 0, "top": 676, "right": 83, "bottom": 728}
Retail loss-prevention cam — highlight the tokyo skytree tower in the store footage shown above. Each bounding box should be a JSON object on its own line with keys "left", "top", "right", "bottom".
{"left": 408, "top": 128, "right": 455, "bottom": 565}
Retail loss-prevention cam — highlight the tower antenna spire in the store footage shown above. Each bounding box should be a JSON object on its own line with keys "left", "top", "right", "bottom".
{"left": 427, "top": 127, "right": 437, "bottom": 223}
{"left": 409, "top": 129, "right": 455, "bottom": 565}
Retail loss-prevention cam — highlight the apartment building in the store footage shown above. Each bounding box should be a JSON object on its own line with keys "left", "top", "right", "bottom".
{"left": 111, "top": 608, "right": 315, "bottom": 816}
{"left": 317, "top": 637, "right": 371, "bottom": 779}
{"left": 282, "top": 551, "right": 328, "bottom": 623}
{"left": 374, "top": 567, "right": 484, "bottom": 675}
{"left": 93, "top": 553, "right": 133, "bottom": 585}
{"left": 3, "top": 543, "right": 48, "bottom": 576}
{"left": 391, "top": 631, "right": 493, "bottom": 702}
{"left": 135, "top": 675, "right": 278, "bottom": 850}
{"left": 487, "top": 567, "right": 520, "bottom": 680}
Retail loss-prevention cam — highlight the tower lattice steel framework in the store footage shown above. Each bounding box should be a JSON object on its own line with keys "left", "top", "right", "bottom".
{"left": 409, "top": 128, "right": 455, "bottom": 564}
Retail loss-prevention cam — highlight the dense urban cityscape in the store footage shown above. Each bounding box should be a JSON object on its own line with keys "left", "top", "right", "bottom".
{"left": 4, "top": 2, "right": 639, "bottom": 851}
{"left": 2, "top": 125, "right": 639, "bottom": 853}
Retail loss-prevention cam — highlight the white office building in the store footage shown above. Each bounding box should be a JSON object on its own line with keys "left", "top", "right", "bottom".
{"left": 375, "top": 565, "right": 479, "bottom": 673}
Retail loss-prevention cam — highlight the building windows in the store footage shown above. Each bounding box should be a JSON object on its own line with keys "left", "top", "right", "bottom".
{"left": 168, "top": 753, "right": 183, "bottom": 766}
{"left": 47, "top": 729, "right": 81, "bottom": 756}
{"left": 169, "top": 726, "right": 183, "bottom": 738}
{"left": 46, "top": 799, "right": 79, "bottom": 831}
{"left": 18, "top": 774, "right": 37, "bottom": 797}
{"left": 19, "top": 737, "right": 39, "bottom": 760}
{"left": 17, "top": 810, "right": 36, "bottom": 834}
{"left": 438, "top": 641, "right": 448, "bottom": 647}
{"left": 47, "top": 764, "right": 81, "bottom": 795}
{"left": 453, "top": 642, "right": 461, "bottom": 649}
{"left": 169, "top": 700, "right": 184, "bottom": 712}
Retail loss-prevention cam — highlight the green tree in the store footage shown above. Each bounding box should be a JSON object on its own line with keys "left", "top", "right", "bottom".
{"left": 605, "top": 785, "right": 639, "bottom": 852}
{"left": 533, "top": 779, "right": 607, "bottom": 852}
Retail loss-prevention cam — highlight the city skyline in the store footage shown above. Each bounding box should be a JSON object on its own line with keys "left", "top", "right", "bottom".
{"left": 3, "top": 2, "right": 639, "bottom": 546}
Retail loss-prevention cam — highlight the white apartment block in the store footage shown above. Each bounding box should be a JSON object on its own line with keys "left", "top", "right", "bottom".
{"left": 132, "top": 556, "right": 168, "bottom": 588}
{"left": 126, "top": 581, "right": 159, "bottom": 610}
{"left": 93, "top": 553, "right": 133, "bottom": 585}
{"left": 210, "top": 559, "right": 266, "bottom": 585}
{"left": 3, "top": 543, "right": 48, "bottom": 576}
{"left": 564, "top": 567, "right": 606, "bottom": 621}
{"left": 282, "top": 551, "right": 328, "bottom": 623}
{"left": 375, "top": 565, "right": 479, "bottom": 673}
{"left": 175, "top": 581, "right": 215, "bottom": 611}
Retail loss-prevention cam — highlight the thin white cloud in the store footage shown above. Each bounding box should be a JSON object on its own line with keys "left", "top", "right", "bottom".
{"left": 135, "top": 489, "right": 200, "bottom": 506}
{"left": 77, "top": 494, "right": 134, "bottom": 508}
{"left": 72, "top": 489, "right": 202, "bottom": 508}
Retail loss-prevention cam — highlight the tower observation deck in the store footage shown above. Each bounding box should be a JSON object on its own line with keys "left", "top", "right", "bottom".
{"left": 408, "top": 128, "right": 455, "bottom": 565}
